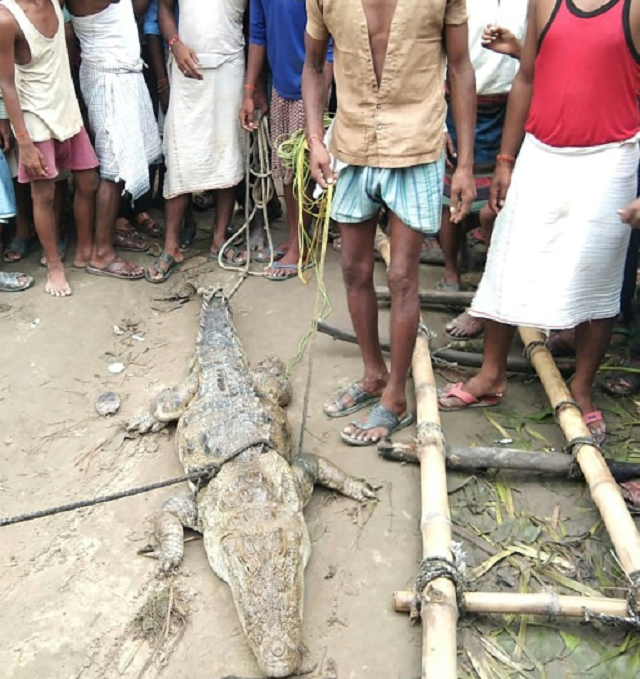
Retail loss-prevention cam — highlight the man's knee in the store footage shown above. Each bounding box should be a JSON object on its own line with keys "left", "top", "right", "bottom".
{"left": 75, "top": 169, "right": 99, "bottom": 196}
{"left": 31, "top": 181, "right": 56, "bottom": 210}
{"left": 342, "top": 256, "right": 375, "bottom": 289}
{"left": 387, "top": 264, "right": 417, "bottom": 298}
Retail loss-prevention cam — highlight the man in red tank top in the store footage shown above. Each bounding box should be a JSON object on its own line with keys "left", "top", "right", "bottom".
{"left": 439, "top": 0, "right": 640, "bottom": 444}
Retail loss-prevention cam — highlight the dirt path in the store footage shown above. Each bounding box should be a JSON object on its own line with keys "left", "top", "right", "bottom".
{"left": 1, "top": 218, "right": 639, "bottom": 679}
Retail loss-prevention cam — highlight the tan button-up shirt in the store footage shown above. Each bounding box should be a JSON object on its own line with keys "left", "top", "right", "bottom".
{"left": 306, "top": 0, "right": 468, "bottom": 168}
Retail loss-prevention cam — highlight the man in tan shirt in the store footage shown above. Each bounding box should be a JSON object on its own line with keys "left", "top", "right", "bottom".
{"left": 304, "top": 0, "right": 476, "bottom": 446}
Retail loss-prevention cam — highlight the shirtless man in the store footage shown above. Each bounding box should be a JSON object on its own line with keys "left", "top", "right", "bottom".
{"left": 0, "top": 0, "right": 99, "bottom": 296}
{"left": 304, "top": 0, "right": 476, "bottom": 446}
{"left": 438, "top": 0, "right": 640, "bottom": 444}
{"left": 66, "top": 0, "right": 161, "bottom": 281}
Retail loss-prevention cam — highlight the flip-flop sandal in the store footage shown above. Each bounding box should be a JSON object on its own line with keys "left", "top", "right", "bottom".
{"left": 114, "top": 228, "right": 150, "bottom": 253}
{"left": 209, "top": 245, "right": 247, "bottom": 266}
{"left": 341, "top": 403, "right": 414, "bottom": 447}
{"left": 583, "top": 411, "right": 607, "bottom": 445}
{"left": 265, "top": 262, "right": 312, "bottom": 282}
{"left": 134, "top": 212, "right": 163, "bottom": 238}
{"left": 192, "top": 192, "right": 215, "bottom": 212}
{"left": 331, "top": 237, "right": 341, "bottom": 253}
{"left": 437, "top": 279, "right": 461, "bottom": 293}
{"left": 253, "top": 246, "right": 286, "bottom": 264}
{"left": 444, "top": 310, "right": 485, "bottom": 341}
{"left": 40, "top": 234, "right": 68, "bottom": 267}
{"left": 0, "top": 271, "right": 34, "bottom": 292}
{"left": 323, "top": 382, "right": 381, "bottom": 419}
{"left": 4, "top": 237, "right": 31, "bottom": 263}
{"left": 144, "top": 252, "right": 181, "bottom": 284}
{"left": 438, "top": 382, "right": 503, "bottom": 412}
{"left": 602, "top": 365, "right": 640, "bottom": 397}
{"left": 85, "top": 257, "right": 145, "bottom": 280}
{"left": 620, "top": 479, "right": 640, "bottom": 514}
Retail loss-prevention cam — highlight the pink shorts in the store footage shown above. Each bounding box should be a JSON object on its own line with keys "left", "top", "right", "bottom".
{"left": 18, "top": 127, "right": 99, "bottom": 183}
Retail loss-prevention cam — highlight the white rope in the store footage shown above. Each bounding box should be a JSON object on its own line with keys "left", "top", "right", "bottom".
{"left": 218, "top": 115, "right": 277, "bottom": 277}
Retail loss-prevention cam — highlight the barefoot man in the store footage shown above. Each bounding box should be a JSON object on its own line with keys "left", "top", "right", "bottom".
{"left": 0, "top": 0, "right": 99, "bottom": 296}
{"left": 303, "top": 0, "right": 477, "bottom": 446}
{"left": 67, "top": 0, "right": 162, "bottom": 281}
{"left": 438, "top": 0, "right": 640, "bottom": 444}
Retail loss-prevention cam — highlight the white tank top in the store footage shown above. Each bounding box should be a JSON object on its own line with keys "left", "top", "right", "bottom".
{"left": 70, "top": 0, "right": 141, "bottom": 69}
{"left": 1, "top": 0, "right": 83, "bottom": 142}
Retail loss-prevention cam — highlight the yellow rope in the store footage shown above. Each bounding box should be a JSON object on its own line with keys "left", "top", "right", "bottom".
{"left": 276, "top": 118, "right": 334, "bottom": 373}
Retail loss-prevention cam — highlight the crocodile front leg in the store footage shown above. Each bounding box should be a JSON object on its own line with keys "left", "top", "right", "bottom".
{"left": 152, "top": 495, "right": 201, "bottom": 573}
{"left": 292, "top": 454, "right": 377, "bottom": 506}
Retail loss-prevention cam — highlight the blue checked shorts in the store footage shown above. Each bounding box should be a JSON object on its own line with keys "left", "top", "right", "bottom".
{"left": 330, "top": 158, "right": 445, "bottom": 234}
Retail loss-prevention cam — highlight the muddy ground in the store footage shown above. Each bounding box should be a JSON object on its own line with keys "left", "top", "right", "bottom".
{"left": 1, "top": 209, "right": 640, "bottom": 679}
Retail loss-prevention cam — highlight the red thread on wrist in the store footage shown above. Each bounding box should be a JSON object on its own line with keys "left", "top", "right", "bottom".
{"left": 14, "top": 130, "right": 29, "bottom": 140}
{"left": 496, "top": 153, "right": 516, "bottom": 165}
{"left": 168, "top": 35, "right": 180, "bottom": 48}
{"left": 307, "top": 135, "right": 324, "bottom": 147}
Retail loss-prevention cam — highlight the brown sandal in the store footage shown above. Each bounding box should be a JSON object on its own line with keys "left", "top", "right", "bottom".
{"left": 85, "top": 256, "right": 145, "bottom": 280}
{"left": 114, "top": 220, "right": 150, "bottom": 252}
{"left": 134, "top": 212, "right": 162, "bottom": 238}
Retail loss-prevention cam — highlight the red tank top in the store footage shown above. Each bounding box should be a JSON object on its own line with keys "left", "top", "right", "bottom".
{"left": 525, "top": 0, "right": 640, "bottom": 147}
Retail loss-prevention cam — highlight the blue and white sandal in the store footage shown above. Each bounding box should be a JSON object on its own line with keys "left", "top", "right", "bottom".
{"left": 323, "top": 382, "right": 381, "bottom": 418}
{"left": 341, "top": 403, "right": 414, "bottom": 447}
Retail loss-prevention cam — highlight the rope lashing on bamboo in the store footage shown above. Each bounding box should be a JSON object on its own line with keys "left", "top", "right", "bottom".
{"left": 411, "top": 550, "right": 467, "bottom": 623}
{"left": 584, "top": 573, "right": 640, "bottom": 628}
{"left": 523, "top": 339, "right": 547, "bottom": 362}
{"left": 417, "top": 422, "right": 446, "bottom": 444}
{"left": 554, "top": 398, "right": 579, "bottom": 417}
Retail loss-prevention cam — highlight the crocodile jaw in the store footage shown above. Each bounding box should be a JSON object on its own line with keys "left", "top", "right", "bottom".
{"left": 205, "top": 519, "right": 310, "bottom": 677}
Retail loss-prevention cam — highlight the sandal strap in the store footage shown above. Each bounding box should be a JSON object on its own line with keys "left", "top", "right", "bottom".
{"left": 443, "top": 383, "right": 479, "bottom": 406}
{"left": 350, "top": 403, "right": 402, "bottom": 432}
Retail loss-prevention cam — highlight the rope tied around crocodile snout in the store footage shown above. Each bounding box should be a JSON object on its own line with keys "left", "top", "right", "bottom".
{"left": 410, "top": 544, "right": 467, "bottom": 623}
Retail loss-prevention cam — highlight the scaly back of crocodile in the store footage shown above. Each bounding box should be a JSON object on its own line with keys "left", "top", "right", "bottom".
{"left": 180, "top": 289, "right": 275, "bottom": 469}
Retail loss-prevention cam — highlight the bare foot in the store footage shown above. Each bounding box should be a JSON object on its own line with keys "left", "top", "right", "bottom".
{"left": 438, "top": 373, "right": 507, "bottom": 409}
{"left": 445, "top": 310, "right": 485, "bottom": 339}
{"left": 45, "top": 263, "right": 72, "bottom": 297}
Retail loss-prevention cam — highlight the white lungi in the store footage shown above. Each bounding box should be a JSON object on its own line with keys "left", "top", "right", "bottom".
{"left": 470, "top": 134, "right": 639, "bottom": 330}
{"left": 163, "top": 55, "right": 245, "bottom": 199}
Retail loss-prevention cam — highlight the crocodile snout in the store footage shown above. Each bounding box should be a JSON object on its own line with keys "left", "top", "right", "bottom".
{"left": 257, "top": 642, "right": 301, "bottom": 678}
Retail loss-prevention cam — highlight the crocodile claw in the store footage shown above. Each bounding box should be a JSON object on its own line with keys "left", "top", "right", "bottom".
{"left": 351, "top": 479, "right": 378, "bottom": 502}
{"left": 126, "top": 410, "right": 166, "bottom": 435}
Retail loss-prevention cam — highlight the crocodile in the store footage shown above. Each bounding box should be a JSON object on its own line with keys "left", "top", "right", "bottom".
{"left": 128, "top": 288, "right": 376, "bottom": 678}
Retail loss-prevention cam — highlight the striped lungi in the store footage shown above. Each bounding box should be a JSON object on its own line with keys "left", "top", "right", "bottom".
{"left": 79, "top": 59, "right": 162, "bottom": 200}
{"left": 271, "top": 91, "right": 304, "bottom": 185}
{"left": 444, "top": 94, "right": 508, "bottom": 213}
{"left": 470, "top": 133, "right": 640, "bottom": 330}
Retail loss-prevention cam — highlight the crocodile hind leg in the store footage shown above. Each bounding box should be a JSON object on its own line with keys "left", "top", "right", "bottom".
{"left": 292, "top": 454, "right": 377, "bottom": 506}
{"left": 152, "top": 495, "right": 201, "bottom": 573}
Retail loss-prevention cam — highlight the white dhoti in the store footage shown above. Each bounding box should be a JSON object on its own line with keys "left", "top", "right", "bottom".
{"left": 163, "top": 55, "right": 245, "bottom": 200}
{"left": 80, "top": 59, "right": 162, "bottom": 201}
{"left": 470, "top": 134, "right": 639, "bottom": 330}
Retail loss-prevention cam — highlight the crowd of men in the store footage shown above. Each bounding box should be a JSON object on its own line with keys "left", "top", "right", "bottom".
{"left": 1, "top": 0, "right": 639, "bottom": 448}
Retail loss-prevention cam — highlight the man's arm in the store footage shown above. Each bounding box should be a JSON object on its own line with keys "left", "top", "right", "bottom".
{"left": 302, "top": 31, "right": 332, "bottom": 187}
{"left": 444, "top": 22, "right": 476, "bottom": 223}
{"left": 489, "top": 0, "right": 537, "bottom": 212}
{"left": 133, "top": 0, "right": 152, "bottom": 19}
{"left": 159, "top": 0, "right": 201, "bottom": 79}
{"left": 241, "top": 0, "right": 268, "bottom": 130}
{"left": 0, "top": 10, "right": 47, "bottom": 176}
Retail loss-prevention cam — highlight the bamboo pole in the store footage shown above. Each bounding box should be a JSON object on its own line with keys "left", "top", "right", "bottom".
{"left": 378, "top": 439, "right": 640, "bottom": 482}
{"left": 393, "top": 590, "right": 639, "bottom": 621}
{"left": 375, "top": 286, "right": 474, "bottom": 308}
{"left": 375, "top": 229, "right": 458, "bottom": 679}
{"left": 317, "top": 320, "right": 576, "bottom": 374}
{"left": 519, "top": 328, "right": 640, "bottom": 590}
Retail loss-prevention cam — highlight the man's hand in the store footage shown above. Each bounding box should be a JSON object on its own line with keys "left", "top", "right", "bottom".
{"left": 449, "top": 167, "right": 475, "bottom": 224}
{"left": 308, "top": 138, "right": 335, "bottom": 190}
{"left": 618, "top": 199, "right": 640, "bottom": 228}
{"left": 481, "top": 24, "right": 521, "bottom": 59}
{"left": 489, "top": 163, "right": 513, "bottom": 214}
{"left": 172, "top": 41, "right": 202, "bottom": 80}
{"left": 159, "top": 87, "right": 170, "bottom": 116}
{"left": 0, "top": 119, "right": 12, "bottom": 152}
{"left": 442, "top": 131, "right": 456, "bottom": 170}
{"left": 240, "top": 88, "right": 269, "bottom": 132}
{"left": 20, "top": 140, "right": 48, "bottom": 178}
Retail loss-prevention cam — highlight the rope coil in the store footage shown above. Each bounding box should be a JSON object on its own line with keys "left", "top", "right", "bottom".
{"left": 523, "top": 340, "right": 547, "bottom": 362}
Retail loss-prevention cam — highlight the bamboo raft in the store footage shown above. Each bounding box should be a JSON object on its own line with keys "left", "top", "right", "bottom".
{"left": 372, "top": 229, "right": 640, "bottom": 679}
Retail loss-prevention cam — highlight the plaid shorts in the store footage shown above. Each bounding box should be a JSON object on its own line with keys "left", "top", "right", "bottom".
{"left": 270, "top": 90, "right": 304, "bottom": 185}
{"left": 331, "top": 159, "right": 445, "bottom": 235}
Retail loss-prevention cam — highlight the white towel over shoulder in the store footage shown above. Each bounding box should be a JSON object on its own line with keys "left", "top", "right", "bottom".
{"left": 470, "top": 134, "right": 639, "bottom": 330}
